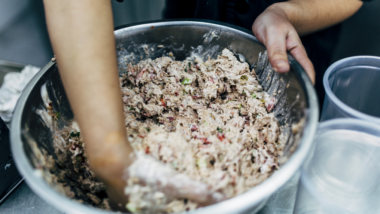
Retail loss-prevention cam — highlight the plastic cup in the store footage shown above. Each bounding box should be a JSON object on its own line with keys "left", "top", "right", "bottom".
{"left": 321, "top": 56, "right": 380, "bottom": 123}
{"left": 294, "top": 119, "right": 380, "bottom": 214}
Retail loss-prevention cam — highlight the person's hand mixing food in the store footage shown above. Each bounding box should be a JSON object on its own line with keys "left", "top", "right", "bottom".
{"left": 43, "top": 0, "right": 223, "bottom": 212}
{"left": 252, "top": 0, "right": 364, "bottom": 84}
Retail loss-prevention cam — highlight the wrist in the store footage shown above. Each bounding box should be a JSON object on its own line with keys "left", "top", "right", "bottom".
{"left": 266, "top": 2, "right": 300, "bottom": 32}
{"left": 266, "top": 3, "right": 292, "bottom": 20}
{"left": 87, "top": 134, "right": 135, "bottom": 183}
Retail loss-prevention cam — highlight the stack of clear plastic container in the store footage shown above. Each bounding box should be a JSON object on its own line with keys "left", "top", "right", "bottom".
{"left": 294, "top": 56, "right": 380, "bottom": 214}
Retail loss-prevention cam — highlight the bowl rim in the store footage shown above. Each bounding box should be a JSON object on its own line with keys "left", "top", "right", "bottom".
{"left": 10, "top": 19, "right": 319, "bottom": 214}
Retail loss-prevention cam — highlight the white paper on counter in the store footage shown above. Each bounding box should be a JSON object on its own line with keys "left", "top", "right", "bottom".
{"left": 0, "top": 65, "right": 39, "bottom": 122}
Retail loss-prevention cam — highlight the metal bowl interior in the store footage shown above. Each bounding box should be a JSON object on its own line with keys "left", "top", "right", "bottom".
{"left": 10, "top": 20, "right": 318, "bottom": 214}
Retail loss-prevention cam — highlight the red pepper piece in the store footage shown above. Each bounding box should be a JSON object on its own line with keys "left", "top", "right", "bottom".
{"left": 145, "top": 146, "right": 150, "bottom": 154}
{"left": 190, "top": 124, "right": 198, "bottom": 131}
{"left": 217, "top": 133, "right": 226, "bottom": 141}
{"left": 192, "top": 95, "right": 202, "bottom": 99}
{"left": 161, "top": 98, "right": 166, "bottom": 107}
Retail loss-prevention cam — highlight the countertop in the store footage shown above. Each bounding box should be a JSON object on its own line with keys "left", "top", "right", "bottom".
{"left": 0, "top": 172, "right": 299, "bottom": 214}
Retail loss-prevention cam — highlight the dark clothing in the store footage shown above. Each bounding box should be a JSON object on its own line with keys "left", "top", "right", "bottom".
{"left": 163, "top": 0, "right": 369, "bottom": 109}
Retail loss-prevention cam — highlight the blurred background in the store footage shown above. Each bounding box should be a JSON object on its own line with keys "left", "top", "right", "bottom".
{"left": 0, "top": 0, "right": 379, "bottom": 213}
{"left": 0, "top": 0, "right": 379, "bottom": 67}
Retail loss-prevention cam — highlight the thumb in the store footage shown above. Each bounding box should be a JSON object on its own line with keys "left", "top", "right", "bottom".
{"left": 265, "top": 32, "right": 290, "bottom": 73}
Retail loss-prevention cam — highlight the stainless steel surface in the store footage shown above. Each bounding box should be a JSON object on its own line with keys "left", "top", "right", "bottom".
{"left": 10, "top": 20, "right": 318, "bottom": 214}
{"left": 321, "top": 56, "right": 380, "bottom": 123}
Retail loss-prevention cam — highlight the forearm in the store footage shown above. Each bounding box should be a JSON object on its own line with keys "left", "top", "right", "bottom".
{"left": 43, "top": 0, "right": 133, "bottom": 174}
{"left": 270, "top": 0, "right": 363, "bottom": 36}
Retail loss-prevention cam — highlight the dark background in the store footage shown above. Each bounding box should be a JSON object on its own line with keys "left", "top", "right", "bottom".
{"left": 0, "top": 0, "right": 379, "bottom": 213}
{"left": 1, "top": 0, "right": 379, "bottom": 67}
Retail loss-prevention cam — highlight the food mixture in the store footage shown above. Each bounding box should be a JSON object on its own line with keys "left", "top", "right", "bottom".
{"left": 48, "top": 48, "right": 286, "bottom": 213}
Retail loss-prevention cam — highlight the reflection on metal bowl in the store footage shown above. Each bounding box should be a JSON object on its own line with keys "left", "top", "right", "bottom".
{"left": 10, "top": 20, "right": 318, "bottom": 214}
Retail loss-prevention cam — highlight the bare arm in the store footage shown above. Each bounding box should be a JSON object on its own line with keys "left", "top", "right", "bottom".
{"left": 43, "top": 0, "right": 133, "bottom": 208}
{"left": 43, "top": 0, "right": 132, "bottom": 181}
{"left": 43, "top": 1, "right": 223, "bottom": 210}
{"left": 281, "top": 0, "right": 363, "bottom": 36}
{"left": 252, "top": 0, "right": 363, "bottom": 82}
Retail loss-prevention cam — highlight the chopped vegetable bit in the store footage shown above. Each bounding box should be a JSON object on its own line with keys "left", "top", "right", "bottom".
{"left": 256, "top": 114, "right": 261, "bottom": 118}
{"left": 182, "top": 78, "right": 192, "bottom": 85}
{"left": 192, "top": 95, "right": 202, "bottom": 99}
{"left": 161, "top": 99, "right": 166, "bottom": 107}
{"left": 197, "top": 159, "right": 208, "bottom": 168}
{"left": 126, "top": 203, "right": 137, "bottom": 213}
{"left": 251, "top": 93, "right": 257, "bottom": 99}
{"left": 188, "top": 62, "right": 191, "bottom": 68}
{"left": 55, "top": 112, "right": 60, "bottom": 120}
{"left": 184, "top": 68, "right": 188, "bottom": 72}
{"left": 217, "top": 127, "right": 223, "bottom": 133}
{"left": 69, "top": 132, "right": 80, "bottom": 138}
{"left": 240, "top": 75, "right": 248, "bottom": 80}
{"left": 145, "top": 128, "right": 150, "bottom": 132}
{"left": 171, "top": 160, "right": 178, "bottom": 169}
{"left": 242, "top": 90, "right": 246, "bottom": 94}
{"left": 217, "top": 133, "right": 226, "bottom": 141}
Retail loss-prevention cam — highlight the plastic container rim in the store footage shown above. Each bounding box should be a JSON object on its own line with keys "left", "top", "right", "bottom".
{"left": 323, "top": 55, "right": 380, "bottom": 124}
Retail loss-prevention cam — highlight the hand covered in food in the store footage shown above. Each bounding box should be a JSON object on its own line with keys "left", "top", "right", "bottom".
{"left": 90, "top": 137, "right": 224, "bottom": 212}
{"left": 126, "top": 153, "right": 224, "bottom": 206}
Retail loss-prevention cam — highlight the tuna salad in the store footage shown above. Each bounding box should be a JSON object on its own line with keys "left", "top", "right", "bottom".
{"left": 48, "top": 48, "right": 286, "bottom": 213}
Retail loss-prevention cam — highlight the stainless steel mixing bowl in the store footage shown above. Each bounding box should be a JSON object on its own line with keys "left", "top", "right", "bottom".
{"left": 10, "top": 20, "right": 318, "bottom": 214}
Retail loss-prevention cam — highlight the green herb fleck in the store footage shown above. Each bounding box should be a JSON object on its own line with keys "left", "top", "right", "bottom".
{"left": 55, "top": 112, "right": 60, "bottom": 120}
{"left": 184, "top": 68, "right": 188, "bottom": 72}
{"left": 126, "top": 203, "right": 137, "bottom": 213}
{"left": 251, "top": 93, "right": 257, "bottom": 99}
{"left": 171, "top": 160, "right": 178, "bottom": 169}
{"left": 129, "top": 107, "right": 135, "bottom": 111}
{"left": 240, "top": 75, "right": 248, "bottom": 81}
{"left": 70, "top": 132, "right": 81, "bottom": 138}
{"left": 145, "top": 128, "right": 150, "bottom": 132}
{"left": 242, "top": 90, "right": 246, "bottom": 94}
{"left": 197, "top": 159, "right": 208, "bottom": 168}
{"left": 217, "top": 127, "right": 223, "bottom": 133}
{"left": 182, "top": 78, "right": 192, "bottom": 85}
{"left": 188, "top": 62, "right": 191, "bottom": 68}
{"left": 256, "top": 114, "right": 261, "bottom": 118}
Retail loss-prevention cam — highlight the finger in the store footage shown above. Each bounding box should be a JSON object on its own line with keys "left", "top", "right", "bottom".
{"left": 126, "top": 154, "right": 225, "bottom": 205}
{"left": 265, "top": 28, "right": 290, "bottom": 73}
{"left": 286, "top": 32, "right": 315, "bottom": 84}
{"left": 167, "top": 174, "right": 225, "bottom": 205}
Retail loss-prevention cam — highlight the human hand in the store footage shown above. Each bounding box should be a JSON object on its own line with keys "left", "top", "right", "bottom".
{"left": 252, "top": 4, "right": 315, "bottom": 84}
{"left": 126, "top": 153, "right": 224, "bottom": 207}
{"left": 88, "top": 134, "right": 223, "bottom": 212}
